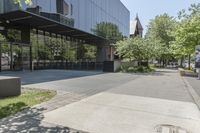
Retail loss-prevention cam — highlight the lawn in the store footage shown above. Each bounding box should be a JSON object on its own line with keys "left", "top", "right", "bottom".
{"left": 0, "top": 89, "right": 56, "bottom": 119}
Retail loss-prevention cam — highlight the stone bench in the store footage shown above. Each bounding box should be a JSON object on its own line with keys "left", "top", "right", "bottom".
{"left": 0, "top": 76, "right": 21, "bottom": 97}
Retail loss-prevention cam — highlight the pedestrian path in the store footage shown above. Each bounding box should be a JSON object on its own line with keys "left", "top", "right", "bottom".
{"left": 43, "top": 69, "right": 200, "bottom": 133}
{"left": 0, "top": 69, "right": 200, "bottom": 133}
{"left": 185, "top": 76, "right": 200, "bottom": 98}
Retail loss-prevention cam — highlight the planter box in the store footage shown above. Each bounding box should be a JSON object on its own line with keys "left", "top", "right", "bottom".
{"left": 185, "top": 71, "right": 198, "bottom": 77}
{"left": 0, "top": 76, "right": 21, "bottom": 97}
{"left": 178, "top": 68, "right": 185, "bottom": 76}
{"left": 178, "top": 68, "right": 198, "bottom": 77}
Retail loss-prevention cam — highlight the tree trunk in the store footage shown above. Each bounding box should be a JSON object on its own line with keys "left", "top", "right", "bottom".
{"left": 159, "top": 58, "right": 162, "bottom": 68}
{"left": 138, "top": 61, "right": 141, "bottom": 67}
{"left": 180, "top": 56, "right": 184, "bottom": 68}
{"left": 188, "top": 54, "right": 191, "bottom": 70}
{"left": 162, "top": 59, "right": 165, "bottom": 68}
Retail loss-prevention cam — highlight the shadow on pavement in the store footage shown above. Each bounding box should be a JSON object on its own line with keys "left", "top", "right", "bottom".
{"left": 0, "top": 69, "right": 175, "bottom": 86}
{"left": 0, "top": 70, "right": 104, "bottom": 85}
{"left": 0, "top": 107, "right": 87, "bottom": 133}
{"left": 0, "top": 102, "right": 27, "bottom": 119}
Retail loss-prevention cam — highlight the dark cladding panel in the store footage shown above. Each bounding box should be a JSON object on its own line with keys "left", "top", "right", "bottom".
{"left": 56, "top": 0, "right": 63, "bottom": 14}
{"left": 21, "top": 28, "right": 30, "bottom": 44}
{"left": 103, "top": 61, "right": 114, "bottom": 72}
{"left": 56, "top": 0, "right": 69, "bottom": 15}
{"left": 0, "top": 0, "right": 3, "bottom": 13}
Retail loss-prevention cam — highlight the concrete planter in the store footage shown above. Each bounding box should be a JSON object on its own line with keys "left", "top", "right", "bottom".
{"left": 178, "top": 68, "right": 185, "bottom": 76}
{"left": 103, "top": 60, "right": 121, "bottom": 72}
{"left": 178, "top": 68, "right": 198, "bottom": 77}
{"left": 0, "top": 76, "right": 21, "bottom": 97}
{"left": 185, "top": 71, "right": 198, "bottom": 77}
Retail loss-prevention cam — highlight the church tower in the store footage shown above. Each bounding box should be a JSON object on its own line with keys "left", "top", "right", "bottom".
{"left": 130, "top": 14, "right": 143, "bottom": 38}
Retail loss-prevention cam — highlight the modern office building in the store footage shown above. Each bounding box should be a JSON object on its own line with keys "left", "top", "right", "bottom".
{"left": 0, "top": 0, "right": 130, "bottom": 36}
{"left": 70, "top": 0, "right": 130, "bottom": 37}
{"left": 0, "top": 0, "right": 130, "bottom": 71}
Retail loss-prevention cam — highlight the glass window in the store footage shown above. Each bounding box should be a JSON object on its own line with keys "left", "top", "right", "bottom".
{"left": 63, "top": 1, "right": 69, "bottom": 15}
{"left": 71, "top": 4, "right": 73, "bottom": 15}
{"left": 0, "top": 0, "right": 4, "bottom": 13}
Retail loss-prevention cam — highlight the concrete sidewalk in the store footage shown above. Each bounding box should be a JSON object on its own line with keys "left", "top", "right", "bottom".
{"left": 0, "top": 69, "right": 199, "bottom": 133}
{"left": 43, "top": 69, "right": 200, "bottom": 133}
{"left": 185, "top": 76, "right": 200, "bottom": 98}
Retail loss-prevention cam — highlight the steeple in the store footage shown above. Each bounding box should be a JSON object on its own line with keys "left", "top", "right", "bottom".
{"left": 130, "top": 14, "right": 143, "bottom": 38}
{"left": 136, "top": 13, "right": 139, "bottom": 20}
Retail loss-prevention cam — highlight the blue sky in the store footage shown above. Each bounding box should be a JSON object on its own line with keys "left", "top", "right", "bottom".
{"left": 120, "top": 0, "right": 200, "bottom": 34}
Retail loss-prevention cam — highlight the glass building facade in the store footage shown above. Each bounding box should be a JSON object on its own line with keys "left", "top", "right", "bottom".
{"left": 70, "top": 0, "right": 130, "bottom": 37}
{"left": 0, "top": 0, "right": 130, "bottom": 72}
{"left": 0, "top": 0, "right": 130, "bottom": 37}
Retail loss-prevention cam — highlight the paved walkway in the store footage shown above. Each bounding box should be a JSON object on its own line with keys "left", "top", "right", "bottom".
{"left": 0, "top": 70, "right": 139, "bottom": 133}
{"left": 42, "top": 69, "right": 200, "bottom": 133}
{"left": 185, "top": 76, "right": 200, "bottom": 98}
{"left": 0, "top": 69, "right": 200, "bottom": 133}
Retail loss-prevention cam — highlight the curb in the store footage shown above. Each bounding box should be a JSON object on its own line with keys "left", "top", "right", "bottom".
{"left": 182, "top": 77, "right": 200, "bottom": 110}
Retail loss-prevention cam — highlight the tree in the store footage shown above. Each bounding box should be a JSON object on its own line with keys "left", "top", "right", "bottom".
{"left": 145, "top": 13, "right": 176, "bottom": 66}
{"left": 116, "top": 37, "right": 153, "bottom": 66}
{"left": 145, "top": 37, "right": 164, "bottom": 60}
{"left": 92, "top": 22, "right": 123, "bottom": 43}
{"left": 172, "top": 3, "right": 200, "bottom": 69}
{"left": 178, "top": 3, "right": 200, "bottom": 19}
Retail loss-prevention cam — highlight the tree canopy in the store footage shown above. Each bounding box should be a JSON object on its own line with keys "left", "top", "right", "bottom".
{"left": 145, "top": 13, "right": 176, "bottom": 64}
{"left": 171, "top": 4, "right": 200, "bottom": 57}
{"left": 116, "top": 37, "right": 162, "bottom": 64}
{"left": 169, "top": 3, "right": 200, "bottom": 68}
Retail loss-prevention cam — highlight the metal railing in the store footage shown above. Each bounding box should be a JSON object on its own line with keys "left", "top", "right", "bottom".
{"left": 33, "top": 61, "right": 103, "bottom": 71}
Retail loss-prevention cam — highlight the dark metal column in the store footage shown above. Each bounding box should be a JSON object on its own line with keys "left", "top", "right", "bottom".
{"left": 43, "top": 31, "right": 46, "bottom": 68}
{"left": 61, "top": 35, "right": 64, "bottom": 69}
{"left": 0, "top": 41, "right": 1, "bottom": 72}
{"left": 10, "top": 43, "right": 13, "bottom": 71}
{"left": 21, "top": 45, "right": 23, "bottom": 71}
{"left": 96, "top": 46, "right": 106, "bottom": 62}
{"left": 36, "top": 29, "right": 39, "bottom": 68}
{"left": 30, "top": 44, "right": 32, "bottom": 71}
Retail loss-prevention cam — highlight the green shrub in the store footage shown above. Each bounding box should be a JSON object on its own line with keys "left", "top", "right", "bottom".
{"left": 119, "top": 65, "right": 155, "bottom": 73}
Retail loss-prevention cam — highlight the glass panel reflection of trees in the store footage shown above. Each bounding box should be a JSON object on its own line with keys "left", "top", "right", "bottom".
{"left": 1, "top": 43, "right": 10, "bottom": 71}
{"left": 1, "top": 28, "right": 98, "bottom": 71}
{"left": 1, "top": 29, "right": 30, "bottom": 71}
{"left": 1, "top": 43, "right": 30, "bottom": 71}
{"left": 30, "top": 29, "right": 97, "bottom": 70}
